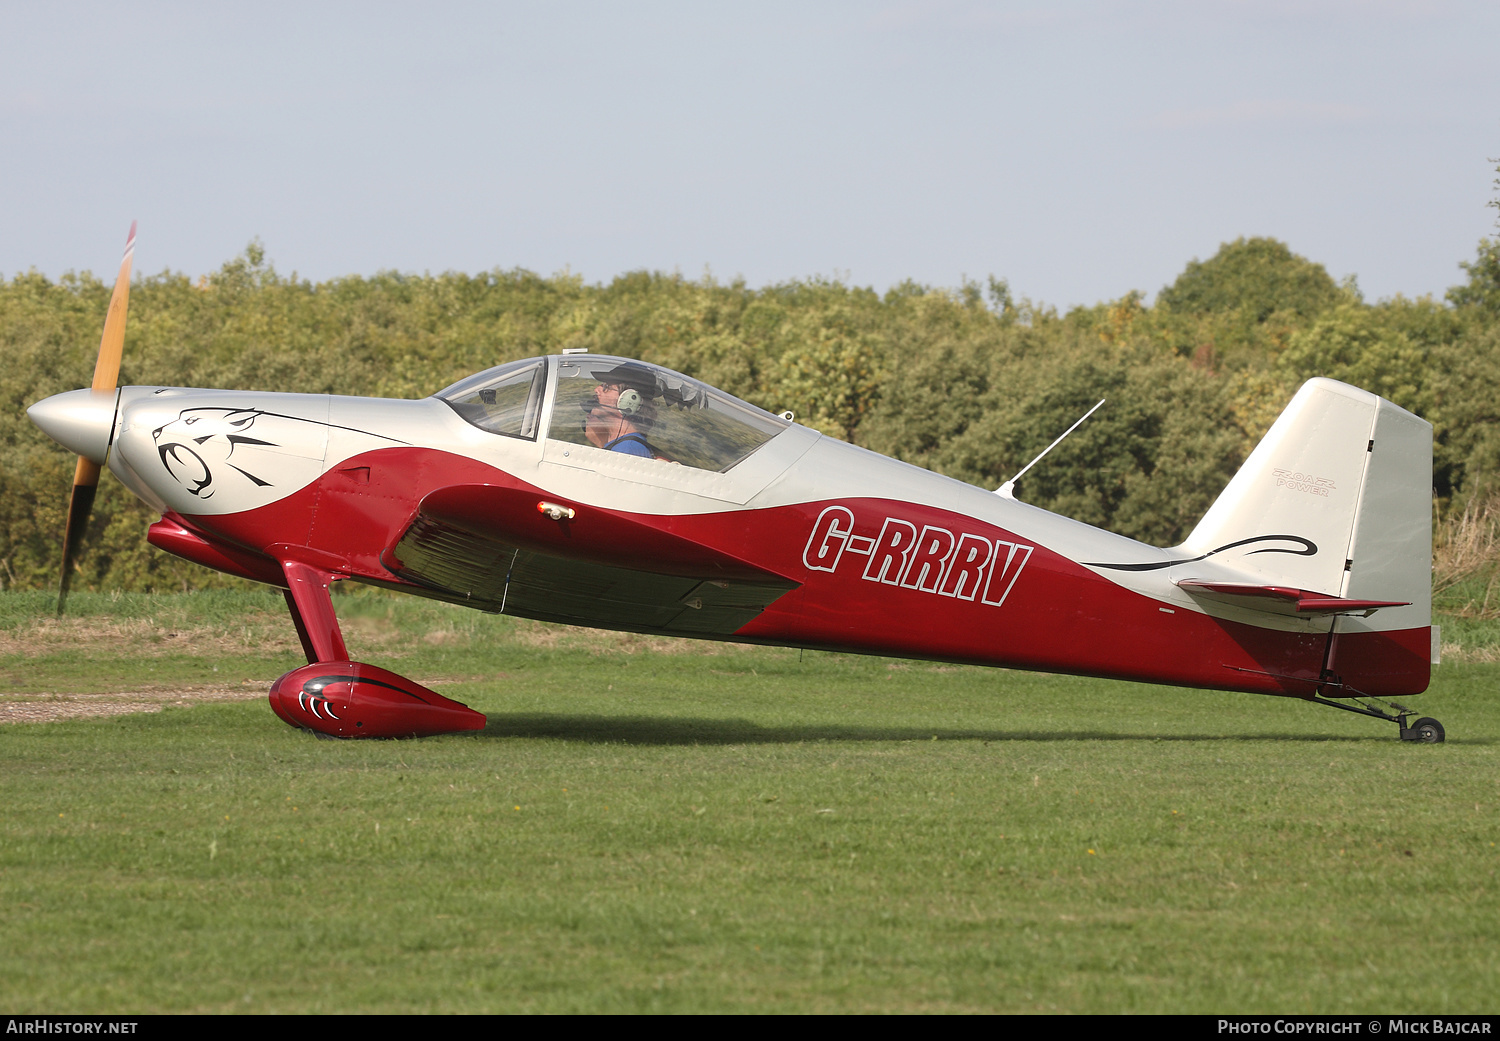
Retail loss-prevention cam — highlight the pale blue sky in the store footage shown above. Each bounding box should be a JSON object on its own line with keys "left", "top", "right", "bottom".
{"left": 3, "top": 1, "right": 1496, "bottom": 308}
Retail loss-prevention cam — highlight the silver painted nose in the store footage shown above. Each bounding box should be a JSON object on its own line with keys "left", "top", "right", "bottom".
{"left": 28, "top": 389, "right": 118, "bottom": 464}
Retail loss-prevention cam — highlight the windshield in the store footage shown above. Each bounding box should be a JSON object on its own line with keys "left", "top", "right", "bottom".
{"left": 549, "top": 354, "right": 789, "bottom": 471}
{"left": 435, "top": 358, "right": 546, "bottom": 439}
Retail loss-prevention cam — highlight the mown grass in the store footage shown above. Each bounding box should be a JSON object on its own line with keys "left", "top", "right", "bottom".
{"left": 1, "top": 590, "right": 1496, "bottom": 1013}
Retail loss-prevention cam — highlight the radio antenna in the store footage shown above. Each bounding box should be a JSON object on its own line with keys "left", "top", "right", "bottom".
{"left": 996, "top": 398, "right": 1105, "bottom": 499}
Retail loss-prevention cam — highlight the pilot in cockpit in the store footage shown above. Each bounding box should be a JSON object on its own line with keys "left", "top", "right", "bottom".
{"left": 582, "top": 362, "right": 661, "bottom": 457}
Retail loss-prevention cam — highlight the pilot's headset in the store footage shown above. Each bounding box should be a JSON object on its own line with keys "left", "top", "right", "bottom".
{"left": 615, "top": 386, "right": 644, "bottom": 416}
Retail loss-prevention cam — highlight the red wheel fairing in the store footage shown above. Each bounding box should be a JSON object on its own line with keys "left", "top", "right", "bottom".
{"left": 268, "top": 661, "right": 485, "bottom": 739}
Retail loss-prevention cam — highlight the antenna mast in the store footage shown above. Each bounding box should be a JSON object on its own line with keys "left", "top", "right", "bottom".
{"left": 996, "top": 398, "right": 1105, "bottom": 500}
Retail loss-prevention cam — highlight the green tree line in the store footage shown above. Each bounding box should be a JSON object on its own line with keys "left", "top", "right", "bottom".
{"left": 4, "top": 233, "right": 1500, "bottom": 594}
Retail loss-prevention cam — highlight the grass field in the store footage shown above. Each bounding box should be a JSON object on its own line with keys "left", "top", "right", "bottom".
{"left": 1, "top": 589, "right": 1496, "bottom": 1013}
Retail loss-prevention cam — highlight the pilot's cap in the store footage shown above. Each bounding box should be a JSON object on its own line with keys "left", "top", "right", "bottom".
{"left": 591, "top": 362, "right": 660, "bottom": 397}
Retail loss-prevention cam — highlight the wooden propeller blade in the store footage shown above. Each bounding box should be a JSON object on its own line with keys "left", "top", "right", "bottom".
{"left": 91, "top": 221, "right": 136, "bottom": 393}
{"left": 57, "top": 459, "right": 101, "bottom": 616}
{"left": 57, "top": 223, "right": 135, "bottom": 616}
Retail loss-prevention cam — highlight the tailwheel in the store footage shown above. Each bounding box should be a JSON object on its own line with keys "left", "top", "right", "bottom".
{"left": 1404, "top": 717, "right": 1445, "bottom": 744}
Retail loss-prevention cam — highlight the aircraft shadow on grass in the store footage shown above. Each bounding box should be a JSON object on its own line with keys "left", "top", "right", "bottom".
{"left": 472, "top": 712, "right": 1457, "bottom": 746}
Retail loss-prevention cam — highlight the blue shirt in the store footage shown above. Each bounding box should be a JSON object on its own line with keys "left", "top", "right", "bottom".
{"left": 605, "top": 433, "right": 653, "bottom": 457}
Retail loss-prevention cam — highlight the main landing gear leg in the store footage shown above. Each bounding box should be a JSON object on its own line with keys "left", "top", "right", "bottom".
{"left": 267, "top": 560, "right": 486, "bottom": 739}
{"left": 1308, "top": 694, "right": 1445, "bottom": 743}
{"left": 281, "top": 560, "right": 349, "bottom": 664}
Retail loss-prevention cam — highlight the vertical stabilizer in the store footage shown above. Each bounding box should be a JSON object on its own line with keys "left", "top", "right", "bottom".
{"left": 1182, "top": 377, "right": 1432, "bottom": 695}
{"left": 1182, "top": 378, "right": 1430, "bottom": 609}
{"left": 1183, "top": 379, "right": 1377, "bottom": 593}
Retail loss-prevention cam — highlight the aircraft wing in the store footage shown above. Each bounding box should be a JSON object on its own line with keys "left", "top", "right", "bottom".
{"left": 383, "top": 483, "right": 799, "bottom": 636}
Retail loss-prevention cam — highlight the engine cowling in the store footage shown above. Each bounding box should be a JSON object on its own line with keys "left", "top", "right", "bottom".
{"left": 268, "top": 661, "right": 486, "bottom": 738}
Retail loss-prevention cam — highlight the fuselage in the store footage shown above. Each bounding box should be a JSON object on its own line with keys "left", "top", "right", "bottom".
{"left": 30, "top": 354, "right": 1432, "bottom": 701}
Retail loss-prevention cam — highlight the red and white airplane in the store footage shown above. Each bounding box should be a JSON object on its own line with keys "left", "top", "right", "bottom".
{"left": 28, "top": 229, "right": 1445, "bottom": 741}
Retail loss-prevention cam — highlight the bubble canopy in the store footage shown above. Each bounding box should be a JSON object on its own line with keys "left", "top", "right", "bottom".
{"left": 435, "top": 355, "right": 791, "bottom": 472}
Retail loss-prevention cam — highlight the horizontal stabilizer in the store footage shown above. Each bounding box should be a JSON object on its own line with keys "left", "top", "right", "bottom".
{"left": 1175, "top": 579, "right": 1409, "bottom": 616}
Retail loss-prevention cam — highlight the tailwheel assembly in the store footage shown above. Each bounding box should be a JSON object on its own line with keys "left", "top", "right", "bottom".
{"left": 1309, "top": 693, "right": 1445, "bottom": 743}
